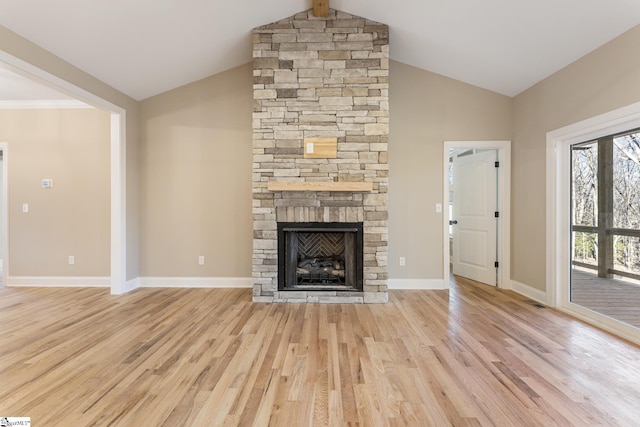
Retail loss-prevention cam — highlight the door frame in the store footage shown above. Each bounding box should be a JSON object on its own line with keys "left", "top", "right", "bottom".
{"left": 443, "top": 141, "right": 511, "bottom": 290}
{"left": 0, "top": 50, "right": 128, "bottom": 294}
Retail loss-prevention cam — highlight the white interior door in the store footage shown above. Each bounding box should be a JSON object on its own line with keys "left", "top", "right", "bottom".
{"left": 452, "top": 150, "right": 498, "bottom": 286}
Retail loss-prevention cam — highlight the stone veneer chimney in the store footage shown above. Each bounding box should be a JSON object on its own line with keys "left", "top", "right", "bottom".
{"left": 252, "top": 9, "right": 389, "bottom": 303}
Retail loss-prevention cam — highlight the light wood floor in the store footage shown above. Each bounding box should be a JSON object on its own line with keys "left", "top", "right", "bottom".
{"left": 1, "top": 278, "right": 639, "bottom": 426}
{"left": 571, "top": 269, "right": 640, "bottom": 328}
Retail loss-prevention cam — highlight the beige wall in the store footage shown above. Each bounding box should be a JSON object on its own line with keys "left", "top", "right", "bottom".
{"left": 0, "top": 24, "right": 140, "bottom": 280}
{"left": 7, "top": 18, "right": 639, "bottom": 289}
{"left": 0, "top": 108, "right": 111, "bottom": 276}
{"left": 388, "top": 61, "right": 513, "bottom": 280}
{"left": 513, "top": 25, "right": 640, "bottom": 291}
{"left": 138, "top": 64, "right": 253, "bottom": 277}
{"left": 137, "top": 60, "right": 512, "bottom": 281}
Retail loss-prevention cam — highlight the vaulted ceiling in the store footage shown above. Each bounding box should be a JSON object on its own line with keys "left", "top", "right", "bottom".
{"left": 2, "top": 0, "right": 640, "bottom": 101}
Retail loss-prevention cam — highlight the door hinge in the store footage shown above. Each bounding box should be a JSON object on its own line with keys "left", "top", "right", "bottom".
{"left": 495, "top": 161, "right": 500, "bottom": 168}
{"left": 494, "top": 261, "right": 499, "bottom": 268}
{"left": 495, "top": 211, "right": 499, "bottom": 218}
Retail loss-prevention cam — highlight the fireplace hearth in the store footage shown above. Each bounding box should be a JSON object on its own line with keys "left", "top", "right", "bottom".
{"left": 278, "top": 222, "right": 363, "bottom": 292}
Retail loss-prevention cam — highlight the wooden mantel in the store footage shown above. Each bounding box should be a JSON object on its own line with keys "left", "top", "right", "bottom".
{"left": 313, "top": 0, "right": 329, "bottom": 17}
{"left": 267, "top": 181, "right": 373, "bottom": 192}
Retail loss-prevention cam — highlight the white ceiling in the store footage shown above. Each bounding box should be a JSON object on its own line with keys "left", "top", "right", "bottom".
{"left": 2, "top": 0, "right": 640, "bottom": 101}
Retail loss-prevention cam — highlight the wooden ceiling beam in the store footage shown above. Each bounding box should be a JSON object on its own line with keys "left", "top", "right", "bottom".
{"left": 313, "top": 0, "right": 329, "bottom": 17}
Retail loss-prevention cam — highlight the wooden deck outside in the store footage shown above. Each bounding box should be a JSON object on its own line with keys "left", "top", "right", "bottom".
{"left": 571, "top": 268, "right": 640, "bottom": 328}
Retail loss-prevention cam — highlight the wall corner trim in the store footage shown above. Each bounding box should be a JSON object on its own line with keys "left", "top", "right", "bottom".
{"left": 121, "top": 277, "right": 140, "bottom": 294}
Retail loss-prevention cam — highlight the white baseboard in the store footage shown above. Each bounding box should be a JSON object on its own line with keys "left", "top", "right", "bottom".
{"left": 137, "top": 277, "right": 253, "bottom": 289}
{"left": 387, "top": 279, "right": 446, "bottom": 290}
{"left": 5, "top": 276, "right": 253, "bottom": 291}
{"left": 558, "top": 303, "right": 640, "bottom": 346}
{"left": 7, "top": 276, "right": 110, "bottom": 287}
{"left": 510, "top": 280, "right": 547, "bottom": 304}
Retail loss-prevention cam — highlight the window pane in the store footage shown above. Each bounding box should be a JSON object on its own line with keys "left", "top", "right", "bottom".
{"left": 570, "top": 133, "right": 640, "bottom": 329}
{"left": 613, "top": 235, "right": 640, "bottom": 278}
{"left": 571, "top": 143, "right": 598, "bottom": 227}
{"left": 572, "top": 231, "right": 598, "bottom": 267}
{"left": 613, "top": 133, "right": 640, "bottom": 229}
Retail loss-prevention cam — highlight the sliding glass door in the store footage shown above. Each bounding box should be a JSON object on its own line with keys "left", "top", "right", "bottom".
{"left": 571, "top": 131, "right": 640, "bottom": 328}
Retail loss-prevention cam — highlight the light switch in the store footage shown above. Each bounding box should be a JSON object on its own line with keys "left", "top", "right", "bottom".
{"left": 436, "top": 203, "right": 442, "bottom": 213}
{"left": 22, "top": 203, "right": 29, "bottom": 213}
{"left": 306, "top": 142, "right": 314, "bottom": 154}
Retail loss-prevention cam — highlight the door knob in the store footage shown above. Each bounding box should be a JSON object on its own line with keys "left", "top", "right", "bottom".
{"left": 449, "top": 220, "right": 458, "bottom": 225}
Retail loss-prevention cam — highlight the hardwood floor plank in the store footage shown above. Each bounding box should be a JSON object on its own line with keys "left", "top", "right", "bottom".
{"left": 248, "top": 369, "right": 281, "bottom": 427}
{"left": 337, "top": 342, "right": 358, "bottom": 424}
{"left": 1, "top": 278, "right": 640, "bottom": 426}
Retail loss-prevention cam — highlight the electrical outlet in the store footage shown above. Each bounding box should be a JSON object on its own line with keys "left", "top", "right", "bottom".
{"left": 399, "top": 256, "right": 406, "bottom": 266}
{"left": 198, "top": 255, "right": 205, "bottom": 265}
{"left": 68, "top": 256, "right": 75, "bottom": 265}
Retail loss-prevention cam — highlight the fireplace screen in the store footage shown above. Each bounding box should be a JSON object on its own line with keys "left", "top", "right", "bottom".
{"left": 278, "top": 222, "right": 363, "bottom": 291}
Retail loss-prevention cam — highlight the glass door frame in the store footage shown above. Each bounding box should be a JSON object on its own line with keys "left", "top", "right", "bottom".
{"left": 547, "top": 102, "right": 640, "bottom": 346}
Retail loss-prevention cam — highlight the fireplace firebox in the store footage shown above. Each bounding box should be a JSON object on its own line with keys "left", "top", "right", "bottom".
{"left": 278, "top": 222, "right": 363, "bottom": 292}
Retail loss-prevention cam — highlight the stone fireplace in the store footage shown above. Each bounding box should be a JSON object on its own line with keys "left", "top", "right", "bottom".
{"left": 251, "top": 9, "right": 389, "bottom": 303}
